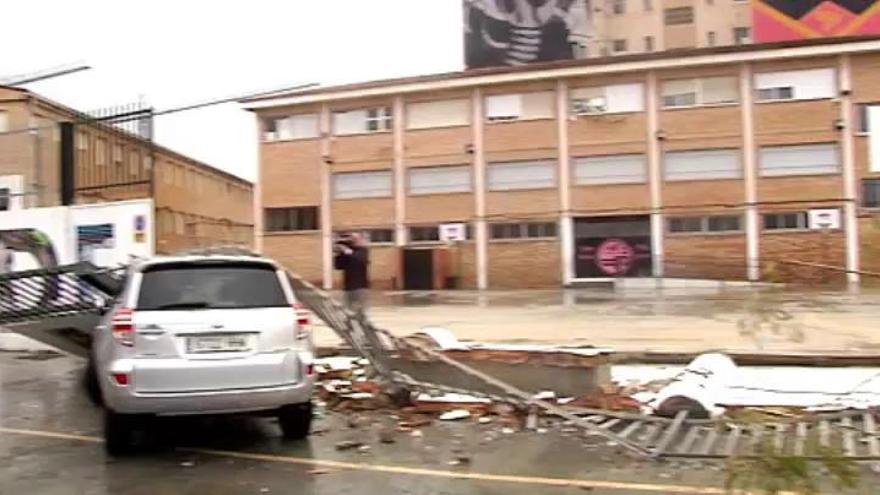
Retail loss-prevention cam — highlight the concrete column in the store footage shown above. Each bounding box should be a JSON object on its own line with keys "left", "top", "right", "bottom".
{"left": 740, "top": 62, "right": 760, "bottom": 281}
{"left": 253, "top": 118, "right": 264, "bottom": 254}
{"left": 556, "top": 79, "right": 575, "bottom": 285}
{"left": 392, "top": 96, "right": 406, "bottom": 247}
{"left": 472, "top": 88, "right": 488, "bottom": 290}
{"left": 646, "top": 71, "right": 664, "bottom": 277}
{"left": 839, "top": 54, "right": 860, "bottom": 285}
{"left": 319, "top": 104, "right": 333, "bottom": 290}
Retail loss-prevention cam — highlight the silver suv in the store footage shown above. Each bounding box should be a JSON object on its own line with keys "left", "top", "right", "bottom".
{"left": 89, "top": 254, "right": 316, "bottom": 455}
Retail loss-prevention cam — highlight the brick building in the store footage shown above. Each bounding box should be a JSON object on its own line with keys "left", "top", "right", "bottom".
{"left": 585, "top": 0, "right": 755, "bottom": 56}
{"left": 0, "top": 86, "right": 253, "bottom": 253}
{"left": 244, "top": 37, "right": 880, "bottom": 290}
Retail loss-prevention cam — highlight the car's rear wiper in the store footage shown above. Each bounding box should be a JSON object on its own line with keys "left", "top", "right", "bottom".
{"left": 153, "top": 301, "right": 212, "bottom": 310}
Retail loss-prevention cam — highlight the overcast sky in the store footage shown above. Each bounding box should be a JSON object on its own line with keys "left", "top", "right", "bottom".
{"left": 0, "top": 0, "right": 464, "bottom": 182}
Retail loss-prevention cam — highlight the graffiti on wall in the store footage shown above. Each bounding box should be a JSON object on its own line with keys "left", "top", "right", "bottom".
{"left": 464, "top": 0, "right": 591, "bottom": 69}
{"left": 753, "top": 0, "right": 880, "bottom": 42}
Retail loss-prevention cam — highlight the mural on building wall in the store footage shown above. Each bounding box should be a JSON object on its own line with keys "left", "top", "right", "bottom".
{"left": 753, "top": 0, "right": 880, "bottom": 42}
{"left": 464, "top": 0, "right": 591, "bottom": 69}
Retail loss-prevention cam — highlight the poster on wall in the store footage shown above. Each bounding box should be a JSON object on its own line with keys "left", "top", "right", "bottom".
{"left": 575, "top": 236, "right": 652, "bottom": 278}
{"left": 76, "top": 224, "right": 115, "bottom": 263}
{"left": 464, "top": 0, "right": 591, "bottom": 69}
{"left": 753, "top": 0, "right": 880, "bottom": 43}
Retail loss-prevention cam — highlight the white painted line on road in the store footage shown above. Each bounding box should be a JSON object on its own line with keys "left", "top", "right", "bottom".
{"left": 0, "top": 425, "right": 768, "bottom": 494}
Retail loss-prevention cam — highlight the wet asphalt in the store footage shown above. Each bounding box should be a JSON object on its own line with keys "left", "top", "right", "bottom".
{"left": 0, "top": 349, "right": 877, "bottom": 494}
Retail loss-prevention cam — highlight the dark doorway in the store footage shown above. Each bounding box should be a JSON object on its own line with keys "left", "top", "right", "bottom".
{"left": 574, "top": 216, "right": 653, "bottom": 278}
{"left": 403, "top": 249, "right": 434, "bottom": 290}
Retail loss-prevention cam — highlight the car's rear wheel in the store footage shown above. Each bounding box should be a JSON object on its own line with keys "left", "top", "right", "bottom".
{"left": 278, "top": 402, "right": 312, "bottom": 440}
{"left": 104, "top": 410, "right": 138, "bottom": 456}
{"left": 83, "top": 357, "right": 103, "bottom": 406}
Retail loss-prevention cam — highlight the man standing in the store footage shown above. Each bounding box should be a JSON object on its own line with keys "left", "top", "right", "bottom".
{"left": 333, "top": 232, "right": 369, "bottom": 316}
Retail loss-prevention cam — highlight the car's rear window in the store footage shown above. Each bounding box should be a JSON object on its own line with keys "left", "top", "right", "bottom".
{"left": 136, "top": 262, "right": 288, "bottom": 310}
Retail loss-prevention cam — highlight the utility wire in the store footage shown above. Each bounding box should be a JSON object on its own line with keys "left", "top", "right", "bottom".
{"left": 0, "top": 81, "right": 319, "bottom": 139}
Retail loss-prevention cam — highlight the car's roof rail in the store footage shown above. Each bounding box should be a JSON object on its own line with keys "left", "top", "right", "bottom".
{"left": 173, "top": 245, "right": 260, "bottom": 257}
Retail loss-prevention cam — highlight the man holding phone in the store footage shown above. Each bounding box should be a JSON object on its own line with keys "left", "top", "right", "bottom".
{"left": 333, "top": 232, "right": 370, "bottom": 316}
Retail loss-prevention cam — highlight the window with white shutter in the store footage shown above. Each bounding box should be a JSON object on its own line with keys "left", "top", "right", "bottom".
{"left": 485, "top": 92, "right": 553, "bottom": 122}
{"left": 408, "top": 166, "right": 471, "bottom": 195}
{"left": 574, "top": 154, "right": 646, "bottom": 185}
{"left": 488, "top": 160, "right": 556, "bottom": 191}
{"left": 333, "top": 170, "right": 393, "bottom": 199}
{"left": 759, "top": 144, "right": 839, "bottom": 177}
{"left": 755, "top": 68, "right": 836, "bottom": 102}
{"left": 333, "top": 107, "right": 392, "bottom": 135}
{"left": 406, "top": 99, "right": 470, "bottom": 129}
{"left": 571, "top": 84, "right": 644, "bottom": 115}
{"left": 665, "top": 149, "right": 741, "bottom": 181}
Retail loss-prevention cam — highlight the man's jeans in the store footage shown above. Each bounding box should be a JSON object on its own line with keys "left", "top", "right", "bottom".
{"left": 344, "top": 288, "right": 368, "bottom": 317}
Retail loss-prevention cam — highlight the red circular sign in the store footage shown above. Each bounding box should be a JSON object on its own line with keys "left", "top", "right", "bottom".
{"left": 595, "top": 238, "right": 635, "bottom": 276}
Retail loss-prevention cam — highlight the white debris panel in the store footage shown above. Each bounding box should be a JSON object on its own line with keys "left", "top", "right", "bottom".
{"left": 616, "top": 356, "right": 880, "bottom": 412}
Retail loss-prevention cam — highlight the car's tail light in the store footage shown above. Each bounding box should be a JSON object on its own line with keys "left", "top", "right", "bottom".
{"left": 293, "top": 303, "right": 311, "bottom": 341}
{"left": 305, "top": 363, "right": 315, "bottom": 376}
{"left": 111, "top": 308, "right": 135, "bottom": 347}
{"left": 112, "top": 373, "right": 129, "bottom": 386}
{"left": 294, "top": 303, "right": 310, "bottom": 326}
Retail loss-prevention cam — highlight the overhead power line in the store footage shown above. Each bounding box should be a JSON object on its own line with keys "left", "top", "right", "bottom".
{"left": 0, "top": 81, "right": 320, "bottom": 138}
{"left": 0, "top": 63, "right": 92, "bottom": 86}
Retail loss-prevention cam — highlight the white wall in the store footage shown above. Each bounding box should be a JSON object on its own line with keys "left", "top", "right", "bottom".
{"left": 70, "top": 199, "right": 154, "bottom": 267}
{"left": 0, "top": 199, "right": 154, "bottom": 270}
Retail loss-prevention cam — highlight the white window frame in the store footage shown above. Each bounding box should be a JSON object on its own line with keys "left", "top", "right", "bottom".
{"left": 488, "top": 160, "right": 556, "bottom": 191}
{"left": 489, "top": 221, "right": 558, "bottom": 241}
{"left": 0, "top": 175, "right": 24, "bottom": 211}
{"left": 662, "top": 77, "right": 738, "bottom": 109}
{"left": 574, "top": 154, "right": 647, "bottom": 185}
{"left": 332, "top": 107, "right": 392, "bottom": 136}
{"left": 406, "top": 99, "right": 470, "bottom": 130}
{"left": 485, "top": 92, "right": 553, "bottom": 122}
{"left": 667, "top": 215, "right": 742, "bottom": 235}
{"left": 759, "top": 143, "right": 840, "bottom": 177}
{"left": 408, "top": 165, "right": 472, "bottom": 195}
{"left": 266, "top": 113, "right": 319, "bottom": 141}
{"left": 332, "top": 170, "right": 393, "bottom": 199}
{"left": 762, "top": 211, "right": 809, "bottom": 231}
{"left": 571, "top": 83, "right": 644, "bottom": 115}
{"left": 755, "top": 68, "right": 837, "bottom": 102}
{"left": 664, "top": 149, "right": 741, "bottom": 181}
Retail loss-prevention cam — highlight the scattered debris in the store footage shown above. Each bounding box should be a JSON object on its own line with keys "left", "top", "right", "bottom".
{"left": 334, "top": 440, "right": 363, "bottom": 451}
{"left": 439, "top": 409, "right": 472, "bottom": 421}
{"left": 307, "top": 468, "right": 332, "bottom": 475}
{"left": 477, "top": 417, "right": 493, "bottom": 424}
{"left": 179, "top": 460, "right": 195, "bottom": 468}
{"left": 501, "top": 427, "right": 516, "bottom": 435}
{"left": 378, "top": 426, "right": 397, "bottom": 444}
{"left": 357, "top": 445, "right": 372, "bottom": 454}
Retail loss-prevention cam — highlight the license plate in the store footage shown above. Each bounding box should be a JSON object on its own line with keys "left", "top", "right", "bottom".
{"left": 186, "top": 334, "right": 251, "bottom": 354}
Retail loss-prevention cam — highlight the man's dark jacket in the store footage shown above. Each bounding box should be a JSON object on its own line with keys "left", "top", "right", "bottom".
{"left": 334, "top": 247, "right": 369, "bottom": 290}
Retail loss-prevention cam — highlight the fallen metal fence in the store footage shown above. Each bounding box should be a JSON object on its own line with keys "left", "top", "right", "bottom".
{"left": 286, "top": 271, "right": 880, "bottom": 461}
{"left": 0, "top": 263, "right": 123, "bottom": 325}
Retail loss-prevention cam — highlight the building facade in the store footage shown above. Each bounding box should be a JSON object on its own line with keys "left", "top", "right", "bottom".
{"left": 245, "top": 37, "right": 880, "bottom": 290}
{"left": 0, "top": 86, "right": 254, "bottom": 253}
{"left": 586, "top": 0, "right": 754, "bottom": 57}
